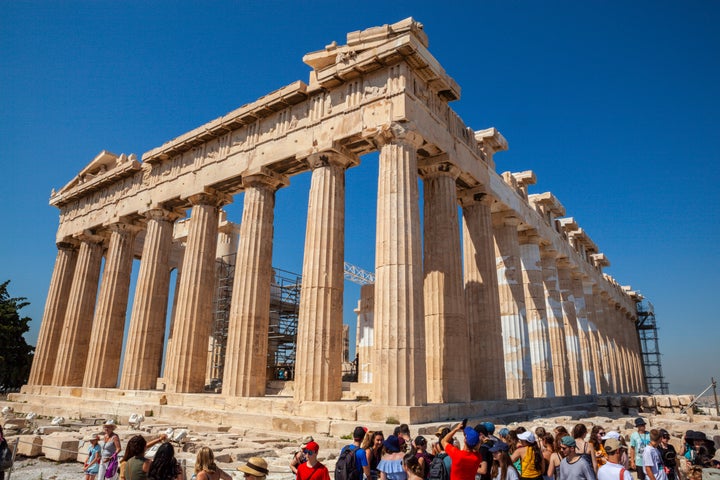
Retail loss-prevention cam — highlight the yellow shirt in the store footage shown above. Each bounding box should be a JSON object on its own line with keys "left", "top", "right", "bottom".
{"left": 521, "top": 447, "right": 542, "bottom": 478}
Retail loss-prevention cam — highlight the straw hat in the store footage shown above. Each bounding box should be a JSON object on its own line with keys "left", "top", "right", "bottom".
{"left": 237, "top": 457, "right": 269, "bottom": 477}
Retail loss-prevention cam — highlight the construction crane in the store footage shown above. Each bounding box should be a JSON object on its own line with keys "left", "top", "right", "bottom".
{"left": 344, "top": 262, "right": 375, "bottom": 285}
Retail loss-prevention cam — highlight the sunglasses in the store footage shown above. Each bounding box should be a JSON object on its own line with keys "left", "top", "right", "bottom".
{"left": 304, "top": 450, "right": 315, "bottom": 455}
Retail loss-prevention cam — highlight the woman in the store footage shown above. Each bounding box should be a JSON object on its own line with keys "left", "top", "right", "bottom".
{"left": 540, "top": 434, "right": 555, "bottom": 475}
{"left": 571, "top": 424, "right": 597, "bottom": 473}
{"left": 658, "top": 430, "right": 679, "bottom": 480}
{"left": 98, "top": 420, "right": 122, "bottom": 480}
{"left": 193, "top": 447, "right": 232, "bottom": 480}
{"left": 121, "top": 433, "right": 168, "bottom": 480}
{"left": 546, "top": 433, "right": 565, "bottom": 479}
{"left": 84, "top": 434, "right": 101, "bottom": 480}
{"left": 402, "top": 453, "right": 425, "bottom": 480}
{"left": 589, "top": 426, "right": 607, "bottom": 468}
{"left": 490, "top": 442, "right": 519, "bottom": 480}
{"left": 413, "top": 436, "right": 433, "bottom": 477}
{"left": 365, "top": 431, "right": 385, "bottom": 479}
{"left": 511, "top": 432, "right": 544, "bottom": 480}
{"left": 377, "top": 435, "right": 407, "bottom": 480}
{"left": 148, "top": 443, "right": 183, "bottom": 480}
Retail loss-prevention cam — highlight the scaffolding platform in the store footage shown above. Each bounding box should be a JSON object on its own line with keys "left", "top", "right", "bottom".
{"left": 636, "top": 301, "right": 669, "bottom": 394}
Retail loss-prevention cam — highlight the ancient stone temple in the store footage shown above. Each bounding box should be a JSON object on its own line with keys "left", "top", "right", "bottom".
{"left": 18, "top": 18, "right": 646, "bottom": 426}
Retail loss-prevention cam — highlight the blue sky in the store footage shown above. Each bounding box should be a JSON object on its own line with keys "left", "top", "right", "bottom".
{"left": 1, "top": 1, "right": 718, "bottom": 396}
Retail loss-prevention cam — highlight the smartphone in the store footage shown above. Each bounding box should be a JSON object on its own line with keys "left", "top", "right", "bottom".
{"left": 461, "top": 418, "right": 468, "bottom": 428}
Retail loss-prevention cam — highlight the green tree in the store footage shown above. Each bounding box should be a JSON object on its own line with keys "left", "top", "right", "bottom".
{"left": 0, "top": 280, "right": 35, "bottom": 391}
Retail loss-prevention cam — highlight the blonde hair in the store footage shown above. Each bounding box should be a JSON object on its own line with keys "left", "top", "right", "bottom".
{"left": 195, "top": 446, "right": 218, "bottom": 474}
{"left": 361, "top": 431, "right": 374, "bottom": 450}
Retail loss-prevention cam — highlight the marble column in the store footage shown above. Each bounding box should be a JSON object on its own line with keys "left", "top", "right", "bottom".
{"left": 519, "top": 231, "right": 554, "bottom": 398}
{"left": 604, "top": 293, "right": 626, "bottom": 392}
{"left": 222, "top": 171, "right": 286, "bottom": 397}
{"left": 572, "top": 272, "right": 596, "bottom": 394}
{"left": 556, "top": 260, "right": 583, "bottom": 395}
{"left": 83, "top": 222, "right": 140, "bottom": 388}
{"left": 592, "top": 285, "right": 613, "bottom": 393}
{"left": 372, "top": 125, "right": 427, "bottom": 406}
{"left": 52, "top": 233, "right": 104, "bottom": 386}
{"left": 493, "top": 212, "right": 532, "bottom": 399}
{"left": 421, "top": 159, "right": 470, "bottom": 404}
{"left": 582, "top": 280, "right": 605, "bottom": 394}
{"left": 540, "top": 248, "right": 570, "bottom": 397}
{"left": 294, "top": 152, "right": 356, "bottom": 402}
{"left": 120, "top": 208, "right": 180, "bottom": 390}
{"left": 165, "top": 191, "right": 229, "bottom": 393}
{"left": 460, "top": 190, "right": 505, "bottom": 400}
{"left": 27, "top": 241, "right": 78, "bottom": 386}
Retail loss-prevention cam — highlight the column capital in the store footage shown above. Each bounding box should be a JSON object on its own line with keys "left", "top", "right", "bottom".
{"left": 540, "top": 245, "right": 559, "bottom": 259}
{"left": 417, "top": 155, "right": 461, "bottom": 180}
{"left": 242, "top": 167, "right": 289, "bottom": 191}
{"left": 141, "top": 207, "right": 184, "bottom": 222}
{"left": 369, "top": 121, "right": 424, "bottom": 149}
{"left": 73, "top": 230, "right": 105, "bottom": 244}
{"left": 491, "top": 210, "right": 521, "bottom": 228}
{"left": 186, "top": 188, "right": 232, "bottom": 207}
{"left": 517, "top": 229, "right": 540, "bottom": 245}
{"left": 104, "top": 221, "right": 143, "bottom": 235}
{"left": 304, "top": 150, "right": 359, "bottom": 170}
{"left": 56, "top": 238, "right": 79, "bottom": 250}
{"left": 458, "top": 186, "right": 493, "bottom": 208}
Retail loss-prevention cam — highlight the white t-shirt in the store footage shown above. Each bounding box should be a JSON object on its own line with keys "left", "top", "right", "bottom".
{"left": 598, "top": 461, "right": 633, "bottom": 480}
{"left": 492, "top": 466, "right": 519, "bottom": 480}
{"left": 642, "top": 445, "right": 667, "bottom": 480}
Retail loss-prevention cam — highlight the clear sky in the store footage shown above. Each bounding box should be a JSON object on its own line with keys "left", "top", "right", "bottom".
{"left": 1, "top": 1, "right": 718, "bottom": 396}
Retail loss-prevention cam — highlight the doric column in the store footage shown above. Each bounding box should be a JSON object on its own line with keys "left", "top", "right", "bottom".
{"left": 27, "top": 241, "right": 78, "bottom": 386}
{"left": 518, "top": 231, "right": 554, "bottom": 398}
{"left": 83, "top": 222, "right": 140, "bottom": 388}
{"left": 603, "top": 292, "right": 625, "bottom": 392}
{"left": 556, "top": 260, "right": 583, "bottom": 395}
{"left": 540, "top": 248, "right": 570, "bottom": 397}
{"left": 52, "top": 232, "right": 104, "bottom": 386}
{"left": 420, "top": 157, "right": 469, "bottom": 404}
{"left": 460, "top": 189, "right": 505, "bottom": 400}
{"left": 372, "top": 124, "right": 427, "bottom": 406}
{"left": 294, "top": 151, "right": 357, "bottom": 402}
{"left": 120, "top": 208, "right": 180, "bottom": 390}
{"left": 493, "top": 212, "right": 532, "bottom": 399}
{"left": 222, "top": 170, "right": 286, "bottom": 397}
{"left": 165, "top": 190, "right": 230, "bottom": 393}
{"left": 572, "top": 272, "right": 596, "bottom": 394}
{"left": 621, "top": 309, "right": 638, "bottom": 392}
{"left": 619, "top": 307, "right": 635, "bottom": 392}
{"left": 592, "top": 285, "right": 613, "bottom": 393}
{"left": 582, "top": 280, "right": 605, "bottom": 394}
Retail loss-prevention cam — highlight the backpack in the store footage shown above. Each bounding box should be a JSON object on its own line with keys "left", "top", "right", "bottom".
{"left": 335, "top": 445, "right": 361, "bottom": 480}
{"left": 427, "top": 455, "right": 449, "bottom": 480}
{"left": 0, "top": 440, "right": 13, "bottom": 471}
{"left": 105, "top": 453, "right": 119, "bottom": 478}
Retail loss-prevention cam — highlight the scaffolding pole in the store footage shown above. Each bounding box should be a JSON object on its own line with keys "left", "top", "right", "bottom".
{"left": 636, "top": 301, "right": 669, "bottom": 394}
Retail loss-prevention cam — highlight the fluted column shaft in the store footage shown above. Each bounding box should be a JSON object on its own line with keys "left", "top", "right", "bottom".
{"left": 222, "top": 172, "right": 285, "bottom": 397}
{"left": 372, "top": 127, "right": 427, "bottom": 406}
{"left": 493, "top": 213, "right": 532, "bottom": 399}
{"left": 540, "top": 249, "right": 570, "bottom": 397}
{"left": 84, "top": 223, "right": 139, "bottom": 388}
{"left": 294, "top": 152, "right": 355, "bottom": 402}
{"left": 165, "top": 191, "right": 228, "bottom": 393}
{"left": 604, "top": 294, "right": 625, "bottom": 392}
{"left": 620, "top": 307, "right": 634, "bottom": 392}
{"left": 52, "top": 234, "right": 104, "bottom": 386}
{"left": 461, "top": 192, "right": 505, "bottom": 400}
{"left": 421, "top": 160, "right": 469, "bottom": 403}
{"left": 572, "top": 273, "right": 596, "bottom": 394}
{"left": 519, "top": 232, "right": 554, "bottom": 398}
{"left": 28, "top": 242, "right": 78, "bottom": 385}
{"left": 592, "top": 286, "right": 613, "bottom": 393}
{"left": 120, "top": 209, "right": 179, "bottom": 390}
{"left": 556, "top": 261, "right": 583, "bottom": 395}
{"left": 582, "top": 280, "right": 605, "bottom": 394}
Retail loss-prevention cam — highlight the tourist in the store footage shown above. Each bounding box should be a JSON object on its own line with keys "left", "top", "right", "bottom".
{"left": 510, "top": 431, "right": 544, "bottom": 480}
{"left": 147, "top": 443, "right": 183, "bottom": 480}
{"left": 597, "top": 438, "right": 632, "bottom": 480}
{"left": 412, "top": 435, "right": 433, "bottom": 477}
{"left": 540, "top": 433, "right": 555, "bottom": 475}
{"left": 546, "top": 434, "right": 565, "bottom": 479}
{"left": 238, "top": 457, "right": 269, "bottom": 480}
{"left": 642, "top": 429, "right": 667, "bottom": 480}
{"left": 341, "top": 426, "right": 371, "bottom": 480}
{"left": 193, "top": 446, "right": 232, "bottom": 480}
{"left": 506, "top": 431, "right": 521, "bottom": 474}
{"left": 402, "top": 453, "right": 425, "bottom": 480}
{"left": 589, "top": 426, "right": 607, "bottom": 468}
{"left": 0, "top": 425, "right": 8, "bottom": 480}
{"left": 84, "top": 434, "right": 101, "bottom": 480}
{"left": 365, "top": 431, "right": 385, "bottom": 479}
{"left": 296, "top": 441, "right": 330, "bottom": 480}
{"left": 440, "top": 422, "right": 482, "bottom": 480}
{"left": 490, "top": 442, "right": 519, "bottom": 480}
{"left": 498, "top": 429, "right": 511, "bottom": 445}
{"left": 657, "top": 430, "right": 679, "bottom": 480}
{"left": 474, "top": 424, "right": 493, "bottom": 480}
{"left": 484, "top": 423, "right": 499, "bottom": 443}
{"left": 629, "top": 417, "right": 650, "bottom": 480}
{"left": 378, "top": 435, "right": 407, "bottom": 480}
{"left": 98, "top": 419, "right": 122, "bottom": 480}
{"left": 120, "top": 433, "right": 168, "bottom": 480}
{"left": 571, "top": 424, "right": 597, "bottom": 472}
{"left": 557, "top": 436, "right": 595, "bottom": 480}
{"left": 601, "top": 432, "right": 627, "bottom": 469}
{"left": 290, "top": 436, "right": 313, "bottom": 475}
{"left": 395, "top": 425, "right": 412, "bottom": 452}
{"left": 431, "top": 428, "right": 453, "bottom": 475}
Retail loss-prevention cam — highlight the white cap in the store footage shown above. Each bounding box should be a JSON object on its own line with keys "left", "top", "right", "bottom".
{"left": 518, "top": 431, "right": 536, "bottom": 443}
{"left": 602, "top": 431, "right": 621, "bottom": 440}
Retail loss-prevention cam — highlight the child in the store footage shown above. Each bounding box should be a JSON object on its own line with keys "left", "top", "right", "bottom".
{"left": 84, "top": 434, "right": 101, "bottom": 480}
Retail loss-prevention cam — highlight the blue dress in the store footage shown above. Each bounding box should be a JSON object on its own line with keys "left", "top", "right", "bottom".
{"left": 377, "top": 458, "right": 407, "bottom": 480}
{"left": 86, "top": 444, "right": 101, "bottom": 474}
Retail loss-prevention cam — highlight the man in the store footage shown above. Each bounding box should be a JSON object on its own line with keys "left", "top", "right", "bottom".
{"left": 339, "top": 426, "right": 370, "bottom": 480}
{"left": 557, "top": 436, "right": 596, "bottom": 480}
{"left": 598, "top": 438, "right": 632, "bottom": 480}
{"left": 290, "top": 436, "right": 314, "bottom": 475}
{"left": 643, "top": 430, "right": 668, "bottom": 480}
{"left": 441, "top": 422, "right": 482, "bottom": 480}
{"left": 473, "top": 424, "right": 493, "bottom": 480}
{"left": 630, "top": 418, "right": 651, "bottom": 480}
{"left": 297, "top": 441, "right": 330, "bottom": 480}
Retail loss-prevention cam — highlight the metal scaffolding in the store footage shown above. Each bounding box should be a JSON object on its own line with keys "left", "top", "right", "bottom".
{"left": 636, "top": 301, "right": 669, "bottom": 394}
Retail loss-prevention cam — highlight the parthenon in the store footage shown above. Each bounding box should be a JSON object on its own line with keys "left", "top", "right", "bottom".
{"left": 19, "top": 18, "right": 646, "bottom": 424}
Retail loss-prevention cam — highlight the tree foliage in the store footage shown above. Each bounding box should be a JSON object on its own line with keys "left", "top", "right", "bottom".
{"left": 0, "top": 280, "right": 35, "bottom": 391}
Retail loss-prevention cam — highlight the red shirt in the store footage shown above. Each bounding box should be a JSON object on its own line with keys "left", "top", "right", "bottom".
{"left": 297, "top": 461, "right": 331, "bottom": 480}
{"left": 445, "top": 443, "right": 482, "bottom": 480}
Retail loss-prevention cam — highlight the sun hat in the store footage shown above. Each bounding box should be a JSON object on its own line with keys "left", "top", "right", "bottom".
{"left": 489, "top": 441, "right": 510, "bottom": 453}
{"left": 602, "top": 431, "right": 621, "bottom": 440}
{"left": 604, "top": 438, "right": 627, "bottom": 454}
{"left": 238, "top": 457, "right": 269, "bottom": 477}
{"left": 561, "top": 436, "right": 576, "bottom": 448}
{"left": 518, "top": 431, "right": 536, "bottom": 443}
{"left": 84, "top": 433, "right": 99, "bottom": 441}
{"left": 435, "top": 427, "right": 448, "bottom": 437}
{"left": 464, "top": 427, "right": 480, "bottom": 448}
{"left": 634, "top": 417, "right": 646, "bottom": 426}
{"left": 300, "top": 435, "right": 314, "bottom": 448}
{"left": 103, "top": 419, "right": 117, "bottom": 428}
{"left": 383, "top": 435, "right": 401, "bottom": 453}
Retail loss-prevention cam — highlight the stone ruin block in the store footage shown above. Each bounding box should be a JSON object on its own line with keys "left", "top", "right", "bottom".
{"left": 640, "top": 396, "right": 656, "bottom": 409}
{"left": 626, "top": 396, "right": 641, "bottom": 408}
{"left": 42, "top": 436, "right": 79, "bottom": 462}
{"left": 670, "top": 396, "right": 680, "bottom": 407}
{"left": 16, "top": 434, "right": 43, "bottom": 456}
{"left": 678, "top": 395, "right": 694, "bottom": 406}
{"left": 214, "top": 452, "right": 233, "bottom": 463}
{"left": 610, "top": 396, "right": 623, "bottom": 407}
{"left": 656, "top": 395, "right": 672, "bottom": 407}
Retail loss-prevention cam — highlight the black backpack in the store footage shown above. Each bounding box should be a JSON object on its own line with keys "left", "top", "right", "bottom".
{"left": 335, "top": 445, "right": 361, "bottom": 480}
{"left": 427, "top": 455, "right": 449, "bottom": 480}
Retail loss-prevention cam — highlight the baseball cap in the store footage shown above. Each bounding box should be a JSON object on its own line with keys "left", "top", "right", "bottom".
{"left": 518, "top": 431, "right": 536, "bottom": 443}
{"left": 604, "top": 438, "right": 627, "bottom": 454}
{"left": 464, "top": 427, "right": 480, "bottom": 447}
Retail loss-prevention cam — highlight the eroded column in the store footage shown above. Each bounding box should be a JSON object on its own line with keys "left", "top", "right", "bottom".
{"left": 556, "top": 260, "right": 583, "bottom": 395}
{"left": 460, "top": 190, "right": 505, "bottom": 400}
{"left": 583, "top": 280, "right": 605, "bottom": 394}
{"left": 540, "top": 248, "right": 570, "bottom": 397}
{"left": 120, "top": 208, "right": 180, "bottom": 390}
{"left": 493, "top": 212, "right": 532, "bottom": 399}
{"left": 294, "top": 152, "right": 356, "bottom": 402}
{"left": 52, "top": 233, "right": 104, "bottom": 386}
{"left": 372, "top": 125, "right": 427, "bottom": 406}
{"left": 592, "top": 285, "right": 613, "bottom": 393}
{"left": 519, "top": 231, "right": 554, "bottom": 398}
{"left": 222, "top": 171, "right": 286, "bottom": 397}
{"left": 83, "top": 222, "right": 140, "bottom": 388}
{"left": 27, "top": 241, "right": 78, "bottom": 386}
{"left": 421, "top": 158, "right": 469, "bottom": 404}
{"left": 165, "top": 191, "right": 229, "bottom": 393}
{"left": 572, "top": 272, "right": 596, "bottom": 394}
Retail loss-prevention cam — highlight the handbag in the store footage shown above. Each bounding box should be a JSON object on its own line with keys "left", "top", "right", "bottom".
{"left": 105, "top": 453, "right": 119, "bottom": 478}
